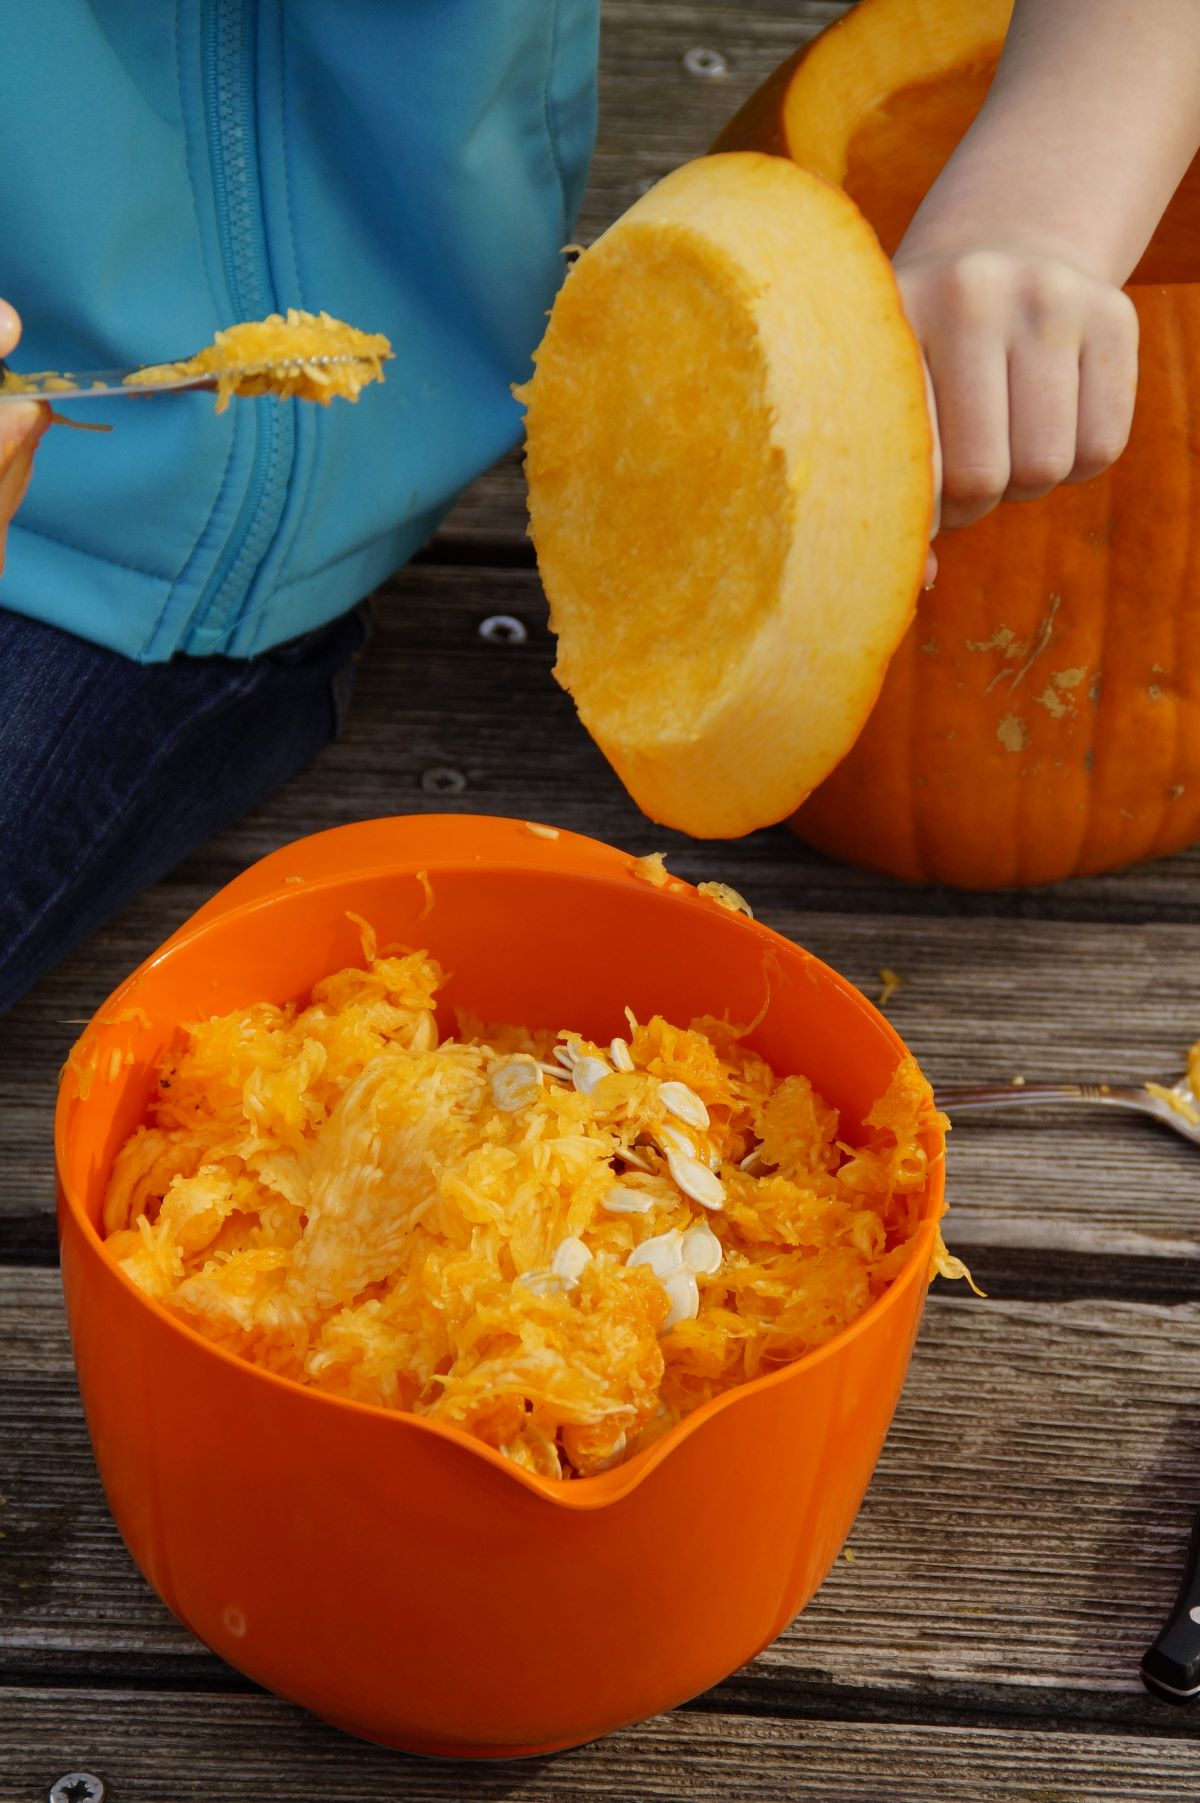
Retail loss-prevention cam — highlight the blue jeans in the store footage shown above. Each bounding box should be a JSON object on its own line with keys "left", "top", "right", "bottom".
{"left": 0, "top": 602, "right": 370, "bottom": 1015}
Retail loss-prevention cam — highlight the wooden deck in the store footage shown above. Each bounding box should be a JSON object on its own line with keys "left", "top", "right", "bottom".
{"left": 5, "top": 3, "right": 1200, "bottom": 1797}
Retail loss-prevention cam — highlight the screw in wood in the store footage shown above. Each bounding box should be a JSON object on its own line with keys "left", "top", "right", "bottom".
{"left": 49, "top": 1776, "right": 105, "bottom": 1803}
{"left": 420, "top": 766, "right": 467, "bottom": 796}
{"left": 479, "top": 614, "right": 527, "bottom": 646}
{"left": 682, "top": 46, "right": 728, "bottom": 78}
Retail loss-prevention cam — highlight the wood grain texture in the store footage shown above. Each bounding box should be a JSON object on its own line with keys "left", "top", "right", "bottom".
{"left": 6, "top": 1269, "right": 1200, "bottom": 1726}
{"left": 4, "top": 572, "right": 1200, "bottom": 1253}
{"left": 5, "top": 1694, "right": 1200, "bottom": 1803}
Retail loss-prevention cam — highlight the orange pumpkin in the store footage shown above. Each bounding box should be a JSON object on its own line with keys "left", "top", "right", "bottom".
{"left": 717, "top": 0, "right": 1200, "bottom": 888}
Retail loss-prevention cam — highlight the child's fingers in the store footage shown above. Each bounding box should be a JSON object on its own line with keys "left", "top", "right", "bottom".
{"left": 0, "top": 399, "right": 49, "bottom": 469}
{"left": 927, "top": 331, "right": 1011, "bottom": 531}
{"left": 0, "top": 434, "right": 39, "bottom": 510}
{"left": 915, "top": 360, "right": 942, "bottom": 588}
{"left": 0, "top": 435, "right": 40, "bottom": 577}
{"left": 0, "top": 399, "right": 49, "bottom": 579}
{"left": 0, "top": 298, "right": 22, "bottom": 360}
{"left": 1004, "top": 340, "right": 1081, "bottom": 503}
{"left": 1069, "top": 293, "right": 1139, "bottom": 484}
{"left": 921, "top": 357, "right": 942, "bottom": 543}
{"left": 0, "top": 301, "right": 43, "bottom": 489}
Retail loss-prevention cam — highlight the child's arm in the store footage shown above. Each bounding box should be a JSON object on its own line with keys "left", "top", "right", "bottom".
{"left": 0, "top": 301, "right": 48, "bottom": 575}
{"left": 895, "top": 0, "right": 1200, "bottom": 541}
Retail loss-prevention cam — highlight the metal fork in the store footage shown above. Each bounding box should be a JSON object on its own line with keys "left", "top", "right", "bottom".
{"left": 935, "top": 1075, "right": 1200, "bottom": 1145}
{"left": 0, "top": 353, "right": 376, "bottom": 403}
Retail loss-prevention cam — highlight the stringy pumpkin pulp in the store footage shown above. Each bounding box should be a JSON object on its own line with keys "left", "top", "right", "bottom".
{"left": 131, "top": 308, "right": 392, "bottom": 413}
{"left": 101, "top": 929, "right": 960, "bottom": 1479}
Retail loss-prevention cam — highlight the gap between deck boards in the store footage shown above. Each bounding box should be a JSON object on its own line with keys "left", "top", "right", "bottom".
{"left": 0, "top": 1659, "right": 1194, "bottom": 1746}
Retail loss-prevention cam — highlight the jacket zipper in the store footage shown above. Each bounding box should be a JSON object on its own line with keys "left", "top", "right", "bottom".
{"left": 193, "top": 0, "right": 291, "bottom": 644}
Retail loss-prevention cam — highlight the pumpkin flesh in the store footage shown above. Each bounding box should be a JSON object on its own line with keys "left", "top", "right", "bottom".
{"left": 521, "top": 153, "right": 932, "bottom": 839}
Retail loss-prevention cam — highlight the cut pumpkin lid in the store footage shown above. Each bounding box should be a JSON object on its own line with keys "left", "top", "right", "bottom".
{"left": 519, "top": 151, "right": 933, "bottom": 840}
{"left": 712, "top": 0, "right": 1013, "bottom": 183}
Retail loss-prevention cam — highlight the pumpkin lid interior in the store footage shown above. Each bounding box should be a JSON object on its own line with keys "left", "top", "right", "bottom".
{"left": 520, "top": 151, "right": 933, "bottom": 839}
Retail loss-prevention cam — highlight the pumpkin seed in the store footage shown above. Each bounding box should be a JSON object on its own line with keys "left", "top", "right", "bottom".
{"left": 697, "top": 880, "right": 753, "bottom": 918}
{"left": 680, "top": 1222, "right": 723, "bottom": 1275}
{"left": 658, "top": 1079, "right": 710, "bottom": 1130}
{"left": 550, "top": 1236, "right": 592, "bottom": 1287}
{"left": 666, "top": 1148, "right": 725, "bottom": 1211}
{"left": 657, "top": 1123, "right": 696, "bottom": 1159}
{"left": 552, "top": 1044, "right": 578, "bottom": 1070}
{"left": 572, "top": 1055, "right": 611, "bottom": 1095}
{"left": 626, "top": 1228, "right": 684, "bottom": 1279}
{"left": 601, "top": 1186, "right": 654, "bottom": 1215}
{"left": 609, "top": 1036, "right": 635, "bottom": 1073}
{"left": 661, "top": 1267, "right": 701, "bottom": 1330}
{"left": 516, "top": 1269, "right": 566, "bottom": 1297}
{"left": 490, "top": 1060, "right": 541, "bottom": 1112}
{"left": 592, "top": 1431, "right": 628, "bottom": 1471}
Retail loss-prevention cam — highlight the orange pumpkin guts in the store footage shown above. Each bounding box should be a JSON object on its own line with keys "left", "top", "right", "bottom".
{"left": 718, "top": 0, "right": 1200, "bottom": 888}
{"left": 519, "top": 153, "right": 932, "bottom": 840}
{"left": 132, "top": 309, "right": 392, "bottom": 413}
{"left": 99, "top": 931, "right": 960, "bottom": 1482}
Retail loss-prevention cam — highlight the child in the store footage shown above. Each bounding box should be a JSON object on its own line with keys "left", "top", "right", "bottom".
{"left": 0, "top": 0, "right": 1196, "bottom": 1013}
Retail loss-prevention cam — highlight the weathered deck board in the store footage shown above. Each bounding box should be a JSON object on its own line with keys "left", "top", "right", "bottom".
{"left": 6, "top": 1693, "right": 1200, "bottom": 1803}
{"left": 6, "top": 1270, "right": 1199, "bottom": 1728}
{"left": 582, "top": 2, "right": 849, "bottom": 239}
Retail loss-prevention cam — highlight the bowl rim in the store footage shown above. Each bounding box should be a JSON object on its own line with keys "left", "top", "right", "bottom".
{"left": 56, "top": 828, "right": 945, "bottom": 1512}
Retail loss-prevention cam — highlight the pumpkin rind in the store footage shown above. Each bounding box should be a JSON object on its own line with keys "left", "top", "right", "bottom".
{"left": 521, "top": 153, "right": 932, "bottom": 840}
{"left": 719, "top": 0, "right": 1200, "bottom": 887}
{"left": 714, "top": 0, "right": 1013, "bottom": 190}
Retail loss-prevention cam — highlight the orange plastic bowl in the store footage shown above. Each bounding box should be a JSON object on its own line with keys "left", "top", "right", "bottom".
{"left": 55, "top": 816, "right": 943, "bottom": 1758}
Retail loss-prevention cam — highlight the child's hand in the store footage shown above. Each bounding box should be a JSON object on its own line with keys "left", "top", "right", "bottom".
{"left": 884, "top": 0, "right": 1200, "bottom": 581}
{"left": 895, "top": 245, "right": 1139, "bottom": 542}
{"left": 0, "top": 299, "right": 48, "bottom": 576}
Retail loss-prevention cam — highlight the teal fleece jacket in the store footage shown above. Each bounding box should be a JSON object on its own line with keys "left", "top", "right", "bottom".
{"left": 1, "top": 0, "right": 598, "bottom": 660}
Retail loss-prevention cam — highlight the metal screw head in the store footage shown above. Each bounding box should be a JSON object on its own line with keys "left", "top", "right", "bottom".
{"left": 50, "top": 1776, "right": 105, "bottom": 1803}
{"left": 421, "top": 766, "right": 467, "bottom": 797}
{"left": 478, "top": 613, "right": 527, "bottom": 646}
{"left": 683, "top": 46, "right": 728, "bottom": 78}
